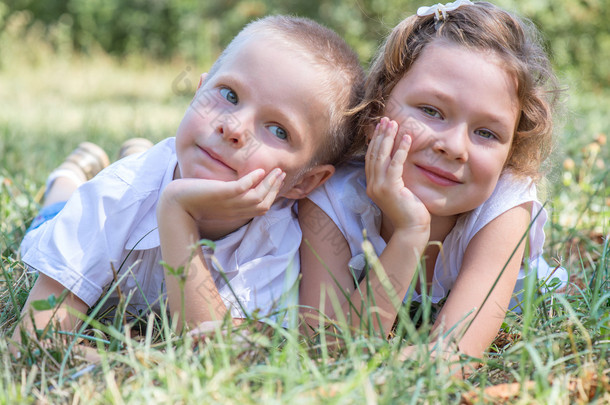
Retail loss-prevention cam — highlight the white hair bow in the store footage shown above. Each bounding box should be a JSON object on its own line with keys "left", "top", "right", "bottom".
{"left": 417, "top": 0, "right": 474, "bottom": 22}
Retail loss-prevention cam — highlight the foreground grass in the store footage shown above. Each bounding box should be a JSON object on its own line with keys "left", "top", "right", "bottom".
{"left": 1, "top": 54, "right": 609, "bottom": 403}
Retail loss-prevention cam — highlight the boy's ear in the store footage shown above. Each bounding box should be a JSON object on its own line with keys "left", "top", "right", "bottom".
{"left": 192, "top": 73, "right": 209, "bottom": 102}
{"left": 197, "top": 73, "right": 208, "bottom": 91}
{"left": 282, "top": 165, "right": 335, "bottom": 200}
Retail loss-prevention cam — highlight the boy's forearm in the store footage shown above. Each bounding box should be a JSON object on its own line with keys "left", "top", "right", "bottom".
{"left": 194, "top": 216, "right": 250, "bottom": 241}
{"left": 157, "top": 197, "right": 228, "bottom": 330}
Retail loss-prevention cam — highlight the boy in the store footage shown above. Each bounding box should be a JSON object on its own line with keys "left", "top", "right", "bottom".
{"left": 14, "top": 15, "right": 364, "bottom": 342}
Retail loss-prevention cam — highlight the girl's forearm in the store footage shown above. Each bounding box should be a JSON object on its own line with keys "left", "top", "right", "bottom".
{"left": 345, "top": 228, "right": 428, "bottom": 336}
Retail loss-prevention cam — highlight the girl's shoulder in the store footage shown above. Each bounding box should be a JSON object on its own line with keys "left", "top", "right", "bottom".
{"left": 307, "top": 160, "right": 369, "bottom": 214}
{"left": 492, "top": 171, "right": 536, "bottom": 196}
{"left": 304, "top": 160, "right": 384, "bottom": 257}
{"left": 326, "top": 160, "right": 366, "bottom": 189}
{"left": 475, "top": 171, "right": 539, "bottom": 219}
{"left": 455, "top": 170, "right": 546, "bottom": 255}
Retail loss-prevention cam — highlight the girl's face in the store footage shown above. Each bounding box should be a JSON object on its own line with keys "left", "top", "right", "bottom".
{"left": 383, "top": 41, "right": 519, "bottom": 217}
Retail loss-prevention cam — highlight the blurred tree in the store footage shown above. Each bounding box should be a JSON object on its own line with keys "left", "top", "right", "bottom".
{"left": 1, "top": 0, "right": 608, "bottom": 88}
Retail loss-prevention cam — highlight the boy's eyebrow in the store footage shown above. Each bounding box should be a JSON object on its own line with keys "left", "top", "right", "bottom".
{"left": 213, "top": 74, "right": 251, "bottom": 97}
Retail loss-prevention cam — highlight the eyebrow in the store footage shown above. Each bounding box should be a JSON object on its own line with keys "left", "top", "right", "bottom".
{"left": 415, "top": 85, "right": 516, "bottom": 134}
{"left": 213, "top": 74, "right": 250, "bottom": 99}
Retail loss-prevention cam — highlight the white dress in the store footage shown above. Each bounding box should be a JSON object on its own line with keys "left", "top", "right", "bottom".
{"left": 21, "top": 138, "right": 300, "bottom": 321}
{"left": 306, "top": 162, "right": 567, "bottom": 307}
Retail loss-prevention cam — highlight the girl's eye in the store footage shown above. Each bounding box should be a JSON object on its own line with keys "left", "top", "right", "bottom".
{"left": 219, "top": 88, "right": 238, "bottom": 105}
{"left": 475, "top": 129, "right": 497, "bottom": 140}
{"left": 421, "top": 106, "right": 442, "bottom": 118}
{"left": 268, "top": 125, "right": 288, "bottom": 140}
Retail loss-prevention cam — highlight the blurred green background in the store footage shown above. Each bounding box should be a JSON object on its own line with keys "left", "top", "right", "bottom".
{"left": 3, "top": 0, "right": 609, "bottom": 87}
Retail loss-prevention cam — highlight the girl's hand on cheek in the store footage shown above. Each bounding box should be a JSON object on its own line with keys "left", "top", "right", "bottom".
{"left": 365, "top": 117, "right": 430, "bottom": 234}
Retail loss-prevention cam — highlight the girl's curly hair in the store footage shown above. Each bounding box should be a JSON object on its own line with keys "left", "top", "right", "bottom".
{"left": 349, "top": 1, "right": 561, "bottom": 180}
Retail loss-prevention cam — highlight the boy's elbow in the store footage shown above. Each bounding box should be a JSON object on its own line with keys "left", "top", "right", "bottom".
{"left": 15, "top": 274, "right": 89, "bottom": 340}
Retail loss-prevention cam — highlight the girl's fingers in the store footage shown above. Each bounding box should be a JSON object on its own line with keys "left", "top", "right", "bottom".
{"left": 366, "top": 118, "right": 388, "bottom": 178}
{"left": 377, "top": 119, "right": 398, "bottom": 163}
{"left": 365, "top": 120, "right": 383, "bottom": 176}
{"left": 366, "top": 117, "right": 399, "bottom": 181}
{"left": 387, "top": 134, "right": 411, "bottom": 180}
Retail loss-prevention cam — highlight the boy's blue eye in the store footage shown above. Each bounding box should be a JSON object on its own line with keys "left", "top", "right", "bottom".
{"left": 268, "top": 125, "right": 288, "bottom": 140}
{"left": 220, "top": 88, "right": 238, "bottom": 105}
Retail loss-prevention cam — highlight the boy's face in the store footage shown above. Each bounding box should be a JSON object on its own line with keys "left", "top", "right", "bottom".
{"left": 175, "top": 34, "right": 332, "bottom": 198}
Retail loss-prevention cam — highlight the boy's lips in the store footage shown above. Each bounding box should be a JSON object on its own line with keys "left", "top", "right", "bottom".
{"left": 198, "top": 146, "right": 235, "bottom": 172}
{"left": 415, "top": 164, "right": 462, "bottom": 186}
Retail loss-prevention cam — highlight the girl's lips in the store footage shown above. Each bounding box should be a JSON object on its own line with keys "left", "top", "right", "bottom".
{"left": 416, "top": 164, "right": 462, "bottom": 186}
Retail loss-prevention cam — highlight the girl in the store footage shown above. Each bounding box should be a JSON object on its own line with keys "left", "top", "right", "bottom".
{"left": 299, "top": 0, "right": 565, "bottom": 360}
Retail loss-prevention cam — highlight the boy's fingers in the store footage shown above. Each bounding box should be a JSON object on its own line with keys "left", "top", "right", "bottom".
{"left": 254, "top": 169, "right": 283, "bottom": 198}
{"left": 234, "top": 168, "right": 266, "bottom": 193}
{"left": 236, "top": 168, "right": 283, "bottom": 211}
{"left": 259, "top": 171, "right": 285, "bottom": 209}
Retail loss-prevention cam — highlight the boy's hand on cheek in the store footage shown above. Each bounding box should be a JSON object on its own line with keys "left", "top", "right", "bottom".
{"left": 365, "top": 117, "right": 430, "bottom": 235}
{"left": 160, "top": 168, "right": 285, "bottom": 227}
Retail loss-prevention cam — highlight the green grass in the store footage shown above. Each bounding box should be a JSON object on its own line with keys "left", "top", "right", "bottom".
{"left": 1, "top": 48, "right": 609, "bottom": 403}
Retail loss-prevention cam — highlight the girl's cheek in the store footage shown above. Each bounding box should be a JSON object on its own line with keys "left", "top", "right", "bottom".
{"left": 397, "top": 117, "right": 428, "bottom": 151}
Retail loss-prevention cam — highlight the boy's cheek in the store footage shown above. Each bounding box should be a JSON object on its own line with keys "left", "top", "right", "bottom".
{"left": 190, "top": 90, "right": 221, "bottom": 117}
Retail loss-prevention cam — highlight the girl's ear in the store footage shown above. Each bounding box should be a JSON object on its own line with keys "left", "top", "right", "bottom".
{"left": 282, "top": 165, "right": 335, "bottom": 200}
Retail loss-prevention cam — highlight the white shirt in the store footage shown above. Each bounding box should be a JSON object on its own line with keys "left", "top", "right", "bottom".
{"left": 21, "top": 138, "right": 300, "bottom": 321}
{"left": 307, "top": 162, "right": 567, "bottom": 306}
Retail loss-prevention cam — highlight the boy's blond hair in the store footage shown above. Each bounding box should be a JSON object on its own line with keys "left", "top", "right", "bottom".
{"left": 207, "top": 15, "right": 364, "bottom": 167}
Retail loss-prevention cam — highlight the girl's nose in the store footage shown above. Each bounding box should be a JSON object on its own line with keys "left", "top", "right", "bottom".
{"left": 432, "top": 124, "right": 468, "bottom": 161}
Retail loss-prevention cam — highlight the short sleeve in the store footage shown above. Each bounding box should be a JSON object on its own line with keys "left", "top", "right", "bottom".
{"left": 20, "top": 138, "right": 176, "bottom": 306}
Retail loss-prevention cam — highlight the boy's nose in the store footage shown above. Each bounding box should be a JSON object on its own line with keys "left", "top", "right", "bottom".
{"left": 217, "top": 111, "right": 252, "bottom": 148}
{"left": 432, "top": 124, "right": 468, "bottom": 162}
